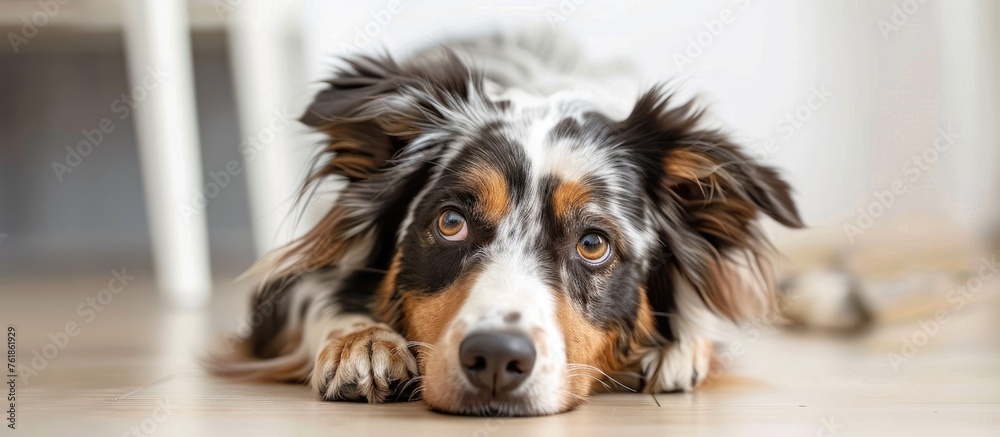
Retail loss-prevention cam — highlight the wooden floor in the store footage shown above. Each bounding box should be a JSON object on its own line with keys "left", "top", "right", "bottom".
{"left": 4, "top": 270, "right": 999, "bottom": 436}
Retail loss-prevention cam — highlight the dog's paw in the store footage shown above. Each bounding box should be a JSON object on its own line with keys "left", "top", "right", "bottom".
{"left": 639, "top": 337, "right": 713, "bottom": 393}
{"left": 311, "top": 325, "right": 419, "bottom": 403}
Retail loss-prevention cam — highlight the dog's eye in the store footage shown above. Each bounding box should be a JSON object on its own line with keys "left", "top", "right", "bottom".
{"left": 577, "top": 233, "right": 610, "bottom": 264}
{"left": 437, "top": 210, "right": 468, "bottom": 241}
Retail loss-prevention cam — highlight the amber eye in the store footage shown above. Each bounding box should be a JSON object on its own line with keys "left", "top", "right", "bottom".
{"left": 577, "top": 233, "right": 610, "bottom": 264}
{"left": 437, "top": 210, "right": 468, "bottom": 241}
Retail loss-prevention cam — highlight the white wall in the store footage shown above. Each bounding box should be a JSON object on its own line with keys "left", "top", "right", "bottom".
{"left": 295, "top": 0, "right": 999, "bottom": 241}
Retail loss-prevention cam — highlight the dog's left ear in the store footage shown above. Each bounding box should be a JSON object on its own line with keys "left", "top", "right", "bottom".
{"left": 619, "top": 89, "right": 803, "bottom": 328}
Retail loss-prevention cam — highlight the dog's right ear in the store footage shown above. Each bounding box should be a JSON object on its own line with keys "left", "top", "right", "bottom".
{"left": 300, "top": 55, "right": 424, "bottom": 182}
{"left": 269, "top": 53, "right": 490, "bottom": 277}
{"left": 299, "top": 52, "right": 492, "bottom": 183}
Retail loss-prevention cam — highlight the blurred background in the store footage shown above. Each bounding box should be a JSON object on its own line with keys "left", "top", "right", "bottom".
{"left": 1, "top": 1, "right": 998, "bottom": 434}
{"left": 2, "top": 0, "right": 998, "bottom": 303}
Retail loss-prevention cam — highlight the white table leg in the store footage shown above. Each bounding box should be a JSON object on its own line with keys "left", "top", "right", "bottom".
{"left": 226, "top": 0, "right": 315, "bottom": 257}
{"left": 122, "top": 0, "right": 212, "bottom": 309}
{"left": 938, "top": 0, "right": 1000, "bottom": 234}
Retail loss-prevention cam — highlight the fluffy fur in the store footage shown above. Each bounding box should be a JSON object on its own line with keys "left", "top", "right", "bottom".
{"left": 209, "top": 32, "right": 803, "bottom": 416}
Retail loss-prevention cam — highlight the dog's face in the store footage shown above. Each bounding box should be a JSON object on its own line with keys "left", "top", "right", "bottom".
{"left": 287, "top": 54, "right": 802, "bottom": 415}
{"left": 385, "top": 113, "right": 661, "bottom": 415}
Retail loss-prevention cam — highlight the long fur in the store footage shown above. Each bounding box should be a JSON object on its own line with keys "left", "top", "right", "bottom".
{"left": 208, "top": 31, "right": 803, "bottom": 416}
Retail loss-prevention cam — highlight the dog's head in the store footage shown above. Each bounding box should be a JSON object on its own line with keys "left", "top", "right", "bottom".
{"left": 282, "top": 53, "right": 801, "bottom": 415}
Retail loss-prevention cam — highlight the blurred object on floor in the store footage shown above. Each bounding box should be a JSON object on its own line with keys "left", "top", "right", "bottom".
{"left": 777, "top": 214, "right": 1000, "bottom": 333}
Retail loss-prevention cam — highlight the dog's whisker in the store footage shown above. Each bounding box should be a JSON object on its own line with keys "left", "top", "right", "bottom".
{"left": 610, "top": 370, "right": 644, "bottom": 378}
{"left": 390, "top": 344, "right": 409, "bottom": 356}
{"left": 405, "top": 341, "right": 436, "bottom": 350}
{"left": 558, "top": 388, "right": 589, "bottom": 403}
{"left": 565, "top": 372, "right": 612, "bottom": 391}
{"left": 397, "top": 377, "right": 424, "bottom": 400}
{"left": 566, "top": 363, "right": 636, "bottom": 393}
{"left": 407, "top": 386, "right": 426, "bottom": 402}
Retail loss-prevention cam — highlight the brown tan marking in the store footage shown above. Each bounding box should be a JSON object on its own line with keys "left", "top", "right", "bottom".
{"left": 551, "top": 180, "right": 590, "bottom": 220}
{"left": 374, "top": 250, "right": 404, "bottom": 324}
{"left": 374, "top": 249, "right": 474, "bottom": 356}
{"left": 464, "top": 165, "right": 510, "bottom": 223}
{"left": 661, "top": 152, "right": 776, "bottom": 323}
{"left": 404, "top": 272, "right": 480, "bottom": 411}
{"left": 663, "top": 149, "right": 722, "bottom": 186}
{"left": 400, "top": 274, "right": 475, "bottom": 347}
{"left": 554, "top": 292, "right": 626, "bottom": 404}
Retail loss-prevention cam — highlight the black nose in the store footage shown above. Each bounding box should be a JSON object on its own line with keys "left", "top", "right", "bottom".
{"left": 459, "top": 331, "right": 536, "bottom": 395}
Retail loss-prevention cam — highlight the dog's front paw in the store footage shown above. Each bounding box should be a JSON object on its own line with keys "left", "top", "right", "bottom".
{"left": 640, "top": 336, "right": 713, "bottom": 393}
{"left": 311, "top": 325, "right": 419, "bottom": 403}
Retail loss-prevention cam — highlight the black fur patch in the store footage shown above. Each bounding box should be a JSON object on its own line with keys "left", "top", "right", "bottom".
{"left": 248, "top": 275, "right": 299, "bottom": 358}
{"left": 394, "top": 125, "right": 530, "bottom": 297}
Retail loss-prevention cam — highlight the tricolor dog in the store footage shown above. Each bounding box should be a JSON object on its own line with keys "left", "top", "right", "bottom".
{"left": 211, "top": 33, "right": 803, "bottom": 416}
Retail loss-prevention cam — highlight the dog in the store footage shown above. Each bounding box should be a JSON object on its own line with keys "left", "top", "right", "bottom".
{"left": 210, "top": 33, "right": 803, "bottom": 416}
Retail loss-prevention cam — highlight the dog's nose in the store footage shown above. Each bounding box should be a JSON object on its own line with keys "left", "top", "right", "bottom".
{"left": 459, "top": 331, "right": 536, "bottom": 394}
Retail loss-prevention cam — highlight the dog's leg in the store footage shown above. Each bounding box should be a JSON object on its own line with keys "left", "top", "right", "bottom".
{"left": 217, "top": 268, "right": 418, "bottom": 403}
{"left": 307, "top": 308, "right": 418, "bottom": 403}
{"left": 285, "top": 268, "right": 418, "bottom": 403}
{"left": 639, "top": 332, "right": 713, "bottom": 392}
{"left": 639, "top": 274, "right": 723, "bottom": 393}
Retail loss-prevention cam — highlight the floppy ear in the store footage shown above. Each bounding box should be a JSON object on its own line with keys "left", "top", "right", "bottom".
{"left": 300, "top": 56, "right": 424, "bottom": 182}
{"left": 268, "top": 53, "right": 490, "bottom": 277}
{"left": 619, "top": 88, "right": 803, "bottom": 332}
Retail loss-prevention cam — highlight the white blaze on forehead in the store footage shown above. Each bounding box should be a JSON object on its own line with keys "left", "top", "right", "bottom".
{"left": 502, "top": 93, "right": 659, "bottom": 261}
{"left": 489, "top": 84, "right": 628, "bottom": 183}
{"left": 541, "top": 138, "right": 611, "bottom": 183}
{"left": 536, "top": 104, "right": 612, "bottom": 179}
